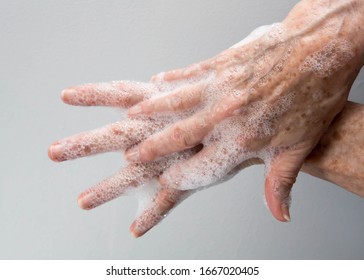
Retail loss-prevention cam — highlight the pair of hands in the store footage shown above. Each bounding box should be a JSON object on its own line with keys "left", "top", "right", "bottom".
{"left": 49, "top": 1, "right": 364, "bottom": 237}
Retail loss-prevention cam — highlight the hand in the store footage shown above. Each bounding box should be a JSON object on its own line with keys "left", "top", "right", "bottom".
{"left": 48, "top": 82, "right": 364, "bottom": 237}
{"left": 121, "top": 2, "right": 364, "bottom": 222}
{"left": 49, "top": 0, "right": 364, "bottom": 236}
{"left": 49, "top": 81, "right": 241, "bottom": 237}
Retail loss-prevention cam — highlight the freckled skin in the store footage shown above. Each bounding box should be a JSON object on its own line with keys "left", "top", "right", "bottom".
{"left": 49, "top": 101, "right": 364, "bottom": 237}
{"left": 302, "top": 102, "right": 364, "bottom": 198}
{"left": 49, "top": 0, "right": 364, "bottom": 237}
{"left": 126, "top": 0, "right": 364, "bottom": 222}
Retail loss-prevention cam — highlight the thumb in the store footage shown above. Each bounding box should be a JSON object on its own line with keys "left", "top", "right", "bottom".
{"left": 264, "top": 146, "right": 309, "bottom": 222}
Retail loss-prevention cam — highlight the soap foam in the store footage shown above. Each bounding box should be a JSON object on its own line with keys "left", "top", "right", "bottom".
{"left": 72, "top": 23, "right": 303, "bottom": 232}
{"left": 56, "top": 119, "right": 165, "bottom": 161}
{"left": 67, "top": 81, "right": 154, "bottom": 107}
{"left": 124, "top": 23, "right": 297, "bottom": 224}
{"left": 119, "top": 22, "right": 354, "bottom": 231}
{"left": 230, "top": 24, "right": 278, "bottom": 49}
{"left": 299, "top": 39, "right": 354, "bottom": 77}
{"left": 159, "top": 90, "right": 296, "bottom": 191}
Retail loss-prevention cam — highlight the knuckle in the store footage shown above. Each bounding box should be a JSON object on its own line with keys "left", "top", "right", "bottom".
{"left": 140, "top": 100, "right": 152, "bottom": 114}
{"left": 171, "top": 125, "right": 186, "bottom": 147}
{"left": 110, "top": 122, "right": 124, "bottom": 135}
{"left": 158, "top": 189, "right": 178, "bottom": 211}
{"left": 184, "top": 132, "right": 197, "bottom": 147}
{"left": 140, "top": 139, "right": 157, "bottom": 161}
{"left": 170, "top": 125, "right": 195, "bottom": 148}
{"left": 170, "top": 95, "right": 184, "bottom": 111}
{"left": 271, "top": 176, "right": 295, "bottom": 199}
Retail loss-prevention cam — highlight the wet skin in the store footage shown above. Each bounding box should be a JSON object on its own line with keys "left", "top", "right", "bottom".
{"left": 49, "top": 0, "right": 364, "bottom": 237}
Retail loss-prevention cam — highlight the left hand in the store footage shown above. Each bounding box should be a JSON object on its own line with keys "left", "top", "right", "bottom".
{"left": 49, "top": 81, "right": 239, "bottom": 237}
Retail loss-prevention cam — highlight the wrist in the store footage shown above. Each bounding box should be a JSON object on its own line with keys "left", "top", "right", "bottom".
{"left": 302, "top": 102, "right": 364, "bottom": 198}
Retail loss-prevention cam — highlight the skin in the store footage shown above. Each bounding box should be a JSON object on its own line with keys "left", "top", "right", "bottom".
{"left": 49, "top": 0, "right": 364, "bottom": 237}
{"left": 125, "top": 0, "right": 364, "bottom": 222}
{"left": 302, "top": 101, "right": 364, "bottom": 198}
{"left": 49, "top": 92, "right": 364, "bottom": 238}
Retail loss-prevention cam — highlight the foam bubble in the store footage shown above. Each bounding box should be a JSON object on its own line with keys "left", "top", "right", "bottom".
{"left": 299, "top": 39, "right": 354, "bottom": 77}
{"left": 74, "top": 23, "right": 307, "bottom": 230}
{"left": 131, "top": 179, "right": 160, "bottom": 216}
{"left": 156, "top": 89, "right": 296, "bottom": 191}
{"left": 230, "top": 24, "right": 276, "bottom": 49}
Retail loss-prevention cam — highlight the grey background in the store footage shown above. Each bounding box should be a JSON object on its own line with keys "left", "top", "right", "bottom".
{"left": 1, "top": 0, "right": 364, "bottom": 259}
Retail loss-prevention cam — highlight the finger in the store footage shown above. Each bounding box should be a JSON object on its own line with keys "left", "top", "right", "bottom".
{"left": 48, "top": 119, "right": 159, "bottom": 162}
{"left": 150, "top": 61, "right": 211, "bottom": 83}
{"left": 125, "top": 112, "right": 213, "bottom": 162}
{"left": 130, "top": 187, "right": 191, "bottom": 238}
{"left": 77, "top": 162, "right": 159, "bottom": 210}
{"left": 125, "top": 92, "right": 254, "bottom": 163}
{"left": 159, "top": 143, "right": 241, "bottom": 190}
{"left": 128, "top": 84, "right": 203, "bottom": 116}
{"left": 61, "top": 81, "right": 155, "bottom": 107}
{"left": 264, "top": 146, "right": 309, "bottom": 222}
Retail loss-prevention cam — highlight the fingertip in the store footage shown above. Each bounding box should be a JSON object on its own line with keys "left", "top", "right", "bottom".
{"left": 129, "top": 222, "right": 138, "bottom": 238}
{"left": 264, "top": 177, "right": 292, "bottom": 223}
{"left": 60, "top": 89, "right": 67, "bottom": 101}
{"left": 282, "top": 207, "right": 291, "bottom": 222}
{"left": 47, "top": 145, "right": 55, "bottom": 161}
{"left": 264, "top": 192, "right": 283, "bottom": 222}
{"left": 48, "top": 143, "right": 65, "bottom": 162}
{"left": 61, "top": 87, "right": 77, "bottom": 104}
{"left": 77, "top": 195, "right": 91, "bottom": 210}
{"left": 129, "top": 221, "right": 144, "bottom": 238}
{"left": 77, "top": 190, "right": 98, "bottom": 210}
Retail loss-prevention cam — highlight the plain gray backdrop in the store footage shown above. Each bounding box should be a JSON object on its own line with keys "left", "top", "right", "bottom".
{"left": 1, "top": 0, "right": 364, "bottom": 259}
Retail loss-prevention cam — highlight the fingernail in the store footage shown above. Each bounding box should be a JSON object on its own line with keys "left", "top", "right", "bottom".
{"left": 61, "top": 88, "right": 77, "bottom": 102}
{"left": 48, "top": 144, "right": 64, "bottom": 162}
{"left": 128, "top": 105, "right": 142, "bottom": 116}
{"left": 283, "top": 213, "right": 291, "bottom": 222}
{"left": 126, "top": 147, "right": 140, "bottom": 161}
{"left": 282, "top": 206, "right": 291, "bottom": 222}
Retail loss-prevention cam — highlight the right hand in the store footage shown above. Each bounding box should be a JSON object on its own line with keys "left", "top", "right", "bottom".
{"left": 124, "top": 1, "right": 363, "bottom": 222}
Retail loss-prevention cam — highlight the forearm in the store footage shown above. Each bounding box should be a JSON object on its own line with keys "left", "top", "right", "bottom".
{"left": 302, "top": 101, "right": 364, "bottom": 198}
